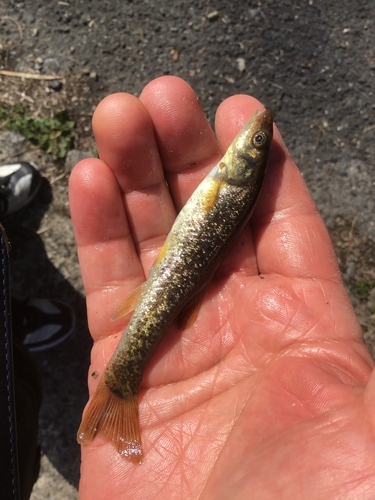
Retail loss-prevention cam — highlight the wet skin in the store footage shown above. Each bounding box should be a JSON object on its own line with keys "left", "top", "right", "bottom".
{"left": 70, "top": 76, "right": 375, "bottom": 500}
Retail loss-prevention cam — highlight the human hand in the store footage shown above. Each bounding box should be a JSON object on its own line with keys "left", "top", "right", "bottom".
{"left": 69, "top": 76, "right": 375, "bottom": 500}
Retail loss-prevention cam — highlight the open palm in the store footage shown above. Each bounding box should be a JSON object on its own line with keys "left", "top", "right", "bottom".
{"left": 69, "top": 76, "right": 375, "bottom": 500}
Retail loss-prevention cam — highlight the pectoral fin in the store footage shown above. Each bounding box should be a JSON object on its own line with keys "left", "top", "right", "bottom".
{"left": 202, "top": 164, "right": 226, "bottom": 213}
{"left": 110, "top": 282, "right": 146, "bottom": 322}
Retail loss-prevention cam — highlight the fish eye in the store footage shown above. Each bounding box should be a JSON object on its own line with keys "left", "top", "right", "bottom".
{"left": 252, "top": 131, "right": 269, "bottom": 149}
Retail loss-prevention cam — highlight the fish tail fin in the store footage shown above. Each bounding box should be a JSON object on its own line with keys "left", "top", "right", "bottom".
{"left": 77, "top": 375, "right": 143, "bottom": 463}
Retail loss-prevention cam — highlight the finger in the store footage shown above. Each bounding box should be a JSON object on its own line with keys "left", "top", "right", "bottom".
{"left": 92, "top": 93, "right": 177, "bottom": 273}
{"left": 69, "top": 159, "right": 144, "bottom": 339}
{"left": 140, "top": 76, "right": 221, "bottom": 210}
{"left": 215, "top": 96, "right": 341, "bottom": 281}
{"left": 254, "top": 129, "right": 341, "bottom": 280}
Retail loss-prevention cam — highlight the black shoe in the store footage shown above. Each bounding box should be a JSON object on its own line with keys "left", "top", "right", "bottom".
{"left": 12, "top": 298, "right": 75, "bottom": 352}
{"left": 0, "top": 162, "right": 42, "bottom": 216}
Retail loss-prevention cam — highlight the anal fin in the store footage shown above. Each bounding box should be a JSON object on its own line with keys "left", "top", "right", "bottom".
{"left": 177, "top": 289, "right": 206, "bottom": 330}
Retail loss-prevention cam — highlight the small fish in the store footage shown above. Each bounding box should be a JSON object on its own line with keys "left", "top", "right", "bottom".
{"left": 77, "top": 108, "right": 274, "bottom": 463}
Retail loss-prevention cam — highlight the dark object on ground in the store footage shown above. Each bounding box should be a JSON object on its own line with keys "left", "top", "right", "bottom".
{"left": 0, "top": 162, "right": 42, "bottom": 216}
{"left": 12, "top": 298, "right": 76, "bottom": 352}
{"left": 0, "top": 223, "right": 42, "bottom": 500}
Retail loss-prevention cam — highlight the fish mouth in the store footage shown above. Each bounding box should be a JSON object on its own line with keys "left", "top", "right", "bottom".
{"left": 255, "top": 109, "right": 273, "bottom": 135}
{"left": 249, "top": 108, "right": 273, "bottom": 130}
{"left": 258, "top": 109, "right": 273, "bottom": 127}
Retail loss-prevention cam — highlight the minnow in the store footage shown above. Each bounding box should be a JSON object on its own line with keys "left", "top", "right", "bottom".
{"left": 77, "top": 108, "right": 274, "bottom": 463}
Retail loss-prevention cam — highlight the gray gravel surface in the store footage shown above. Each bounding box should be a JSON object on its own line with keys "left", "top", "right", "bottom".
{"left": 0, "top": 1, "right": 374, "bottom": 498}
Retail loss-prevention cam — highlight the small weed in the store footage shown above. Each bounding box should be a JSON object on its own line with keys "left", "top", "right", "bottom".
{"left": 0, "top": 104, "right": 75, "bottom": 158}
{"left": 355, "top": 279, "right": 375, "bottom": 301}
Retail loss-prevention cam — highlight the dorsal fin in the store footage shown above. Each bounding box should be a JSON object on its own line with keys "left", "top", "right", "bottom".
{"left": 110, "top": 282, "right": 146, "bottom": 322}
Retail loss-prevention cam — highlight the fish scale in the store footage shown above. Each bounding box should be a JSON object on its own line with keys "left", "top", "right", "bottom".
{"left": 109, "top": 184, "right": 261, "bottom": 393}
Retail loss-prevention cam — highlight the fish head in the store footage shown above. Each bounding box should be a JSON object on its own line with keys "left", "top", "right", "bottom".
{"left": 224, "top": 109, "right": 273, "bottom": 186}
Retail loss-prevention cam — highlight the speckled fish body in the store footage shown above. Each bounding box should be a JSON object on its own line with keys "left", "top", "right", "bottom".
{"left": 77, "top": 108, "right": 273, "bottom": 462}
{"left": 107, "top": 108, "right": 274, "bottom": 395}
